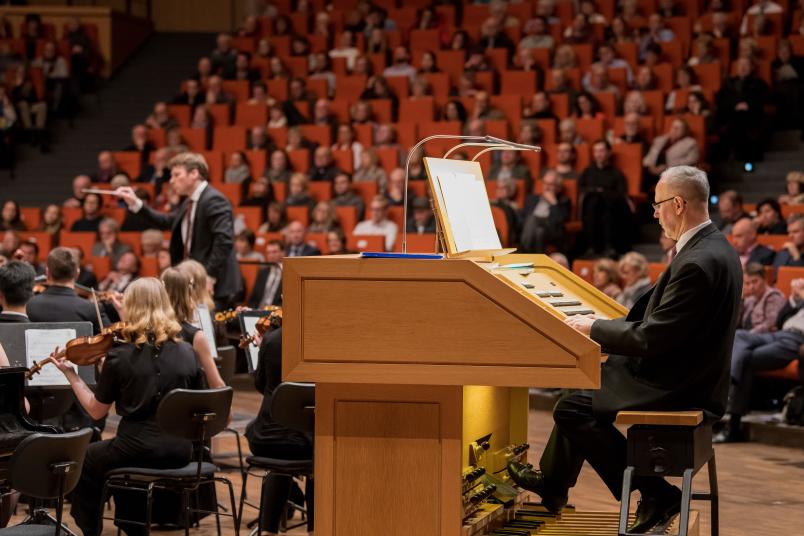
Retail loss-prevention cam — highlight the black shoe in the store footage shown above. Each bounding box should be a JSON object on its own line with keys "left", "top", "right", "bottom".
{"left": 627, "top": 492, "right": 681, "bottom": 534}
{"left": 713, "top": 427, "right": 744, "bottom": 444}
{"left": 506, "top": 460, "right": 568, "bottom": 514}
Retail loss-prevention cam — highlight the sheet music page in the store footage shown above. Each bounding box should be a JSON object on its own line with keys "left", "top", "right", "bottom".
{"left": 242, "top": 316, "right": 261, "bottom": 372}
{"left": 195, "top": 305, "right": 219, "bottom": 358}
{"left": 25, "top": 329, "right": 76, "bottom": 386}
{"left": 439, "top": 172, "right": 502, "bottom": 251}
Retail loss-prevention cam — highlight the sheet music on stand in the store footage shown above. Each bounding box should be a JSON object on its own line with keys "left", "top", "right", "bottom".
{"left": 25, "top": 329, "right": 76, "bottom": 386}
{"left": 0, "top": 322, "right": 96, "bottom": 386}
{"left": 195, "top": 305, "right": 219, "bottom": 358}
{"left": 424, "top": 157, "right": 513, "bottom": 258}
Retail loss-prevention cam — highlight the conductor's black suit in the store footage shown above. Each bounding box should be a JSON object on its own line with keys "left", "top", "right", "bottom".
{"left": 134, "top": 182, "right": 242, "bottom": 306}
{"left": 541, "top": 222, "right": 742, "bottom": 499}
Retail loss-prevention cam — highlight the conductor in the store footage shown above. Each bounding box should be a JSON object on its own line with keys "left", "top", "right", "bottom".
{"left": 508, "top": 166, "right": 742, "bottom": 533}
{"left": 115, "top": 152, "right": 242, "bottom": 309}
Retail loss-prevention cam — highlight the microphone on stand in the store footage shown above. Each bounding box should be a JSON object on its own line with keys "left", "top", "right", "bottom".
{"left": 401, "top": 135, "right": 541, "bottom": 254}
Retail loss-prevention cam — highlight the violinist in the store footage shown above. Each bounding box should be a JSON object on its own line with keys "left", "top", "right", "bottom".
{"left": 56, "top": 277, "right": 205, "bottom": 536}
{"left": 176, "top": 259, "right": 216, "bottom": 319}
{"left": 161, "top": 267, "right": 224, "bottom": 389}
{"left": 27, "top": 247, "right": 109, "bottom": 334}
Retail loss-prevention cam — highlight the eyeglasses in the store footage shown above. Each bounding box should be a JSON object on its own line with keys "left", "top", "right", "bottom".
{"left": 651, "top": 196, "right": 684, "bottom": 210}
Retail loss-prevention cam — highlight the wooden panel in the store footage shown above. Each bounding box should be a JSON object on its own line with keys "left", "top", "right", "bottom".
{"left": 302, "top": 279, "right": 577, "bottom": 367}
{"left": 616, "top": 410, "right": 704, "bottom": 427}
{"left": 315, "top": 383, "right": 462, "bottom": 536}
{"left": 151, "top": 0, "right": 233, "bottom": 32}
{"left": 283, "top": 256, "right": 605, "bottom": 388}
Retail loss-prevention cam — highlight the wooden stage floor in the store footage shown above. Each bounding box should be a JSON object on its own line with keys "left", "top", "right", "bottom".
{"left": 9, "top": 389, "right": 804, "bottom": 535}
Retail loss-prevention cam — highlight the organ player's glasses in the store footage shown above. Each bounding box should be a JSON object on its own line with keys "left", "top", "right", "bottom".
{"left": 652, "top": 196, "right": 683, "bottom": 211}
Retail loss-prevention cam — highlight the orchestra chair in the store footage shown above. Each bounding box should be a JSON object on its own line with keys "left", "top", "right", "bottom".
{"left": 0, "top": 428, "right": 92, "bottom": 536}
{"left": 615, "top": 410, "right": 718, "bottom": 536}
{"left": 100, "top": 387, "right": 238, "bottom": 536}
{"left": 212, "top": 346, "right": 245, "bottom": 477}
{"left": 238, "top": 382, "right": 314, "bottom": 535}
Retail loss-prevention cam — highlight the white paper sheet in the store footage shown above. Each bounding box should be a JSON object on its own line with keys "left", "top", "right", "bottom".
{"left": 195, "top": 305, "right": 219, "bottom": 358}
{"left": 25, "top": 329, "right": 76, "bottom": 386}
{"left": 242, "top": 316, "right": 262, "bottom": 372}
{"left": 439, "top": 172, "right": 502, "bottom": 252}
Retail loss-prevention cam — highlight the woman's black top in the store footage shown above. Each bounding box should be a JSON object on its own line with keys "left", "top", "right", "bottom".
{"left": 95, "top": 339, "right": 204, "bottom": 422}
{"left": 180, "top": 322, "right": 201, "bottom": 345}
{"left": 245, "top": 327, "right": 311, "bottom": 449}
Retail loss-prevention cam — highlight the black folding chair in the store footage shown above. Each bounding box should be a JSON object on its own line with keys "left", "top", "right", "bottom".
{"left": 0, "top": 428, "right": 92, "bottom": 536}
{"left": 238, "top": 382, "right": 314, "bottom": 535}
{"left": 212, "top": 346, "right": 245, "bottom": 476}
{"left": 100, "top": 387, "right": 239, "bottom": 536}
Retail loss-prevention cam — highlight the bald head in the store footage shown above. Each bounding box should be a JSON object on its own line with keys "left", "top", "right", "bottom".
{"left": 731, "top": 217, "right": 758, "bottom": 253}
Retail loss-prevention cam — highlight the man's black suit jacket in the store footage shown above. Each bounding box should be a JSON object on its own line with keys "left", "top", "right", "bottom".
{"left": 135, "top": 183, "right": 242, "bottom": 299}
{"left": 747, "top": 244, "right": 775, "bottom": 266}
{"left": 0, "top": 313, "right": 29, "bottom": 323}
{"left": 246, "top": 266, "right": 283, "bottom": 309}
{"left": 590, "top": 223, "right": 742, "bottom": 421}
{"left": 26, "top": 285, "right": 110, "bottom": 334}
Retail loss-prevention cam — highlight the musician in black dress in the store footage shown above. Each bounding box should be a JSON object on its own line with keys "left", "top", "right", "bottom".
{"left": 246, "top": 327, "right": 314, "bottom": 536}
{"left": 161, "top": 266, "right": 224, "bottom": 389}
{"left": 53, "top": 277, "right": 205, "bottom": 536}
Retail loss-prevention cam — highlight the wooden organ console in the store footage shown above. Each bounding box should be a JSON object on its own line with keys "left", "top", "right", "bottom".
{"left": 282, "top": 254, "right": 630, "bottom": 536}
{"left": 281, "top": 155, "right": 700, "bottom": 535}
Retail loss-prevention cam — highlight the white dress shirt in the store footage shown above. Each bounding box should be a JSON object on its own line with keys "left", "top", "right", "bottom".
{"left": 675, "top": 219, "right": 712, "bottom": 255}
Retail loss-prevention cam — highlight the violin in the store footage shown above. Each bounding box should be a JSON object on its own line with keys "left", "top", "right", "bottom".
{"left": 239, "top": 307, "right": 283, "bottom": 348}
{"left": 25, "top": 322, "right": 129, "bottom": 380}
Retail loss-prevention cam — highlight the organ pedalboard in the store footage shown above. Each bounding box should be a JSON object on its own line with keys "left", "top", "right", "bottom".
{"left": 462, "top": 442, "right": 535, "bottom": 535}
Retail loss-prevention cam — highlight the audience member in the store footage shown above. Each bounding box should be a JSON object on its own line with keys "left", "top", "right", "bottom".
{"left": 140, "top": 229, "right": 163, "bottom": 258}
{"left": 579, "top": 140, "right": 631, "bottom": 255}
{"left": 353, "top": 195, "right": 398, "bottom": 251}
{"left": 616, "top": 252, "right": 652, "bottom": 308}
{"left": 592, "top": 258, "right": 622, "bottom": 299}
{"left": 247, "top": 239, "right": 284, "bottom": 308}
{"left": 0, "top": 200, "right": 25, "bottom": 231}
{"left": 643, "top": 118, "right": 700, "bottom": 184}
{"left": 715, "top": 190, "right": 748, "bottom": 235}
{"left": 779, "top": 171, "right": 804, "bottom": 205}
{"left": 739, "top": 262, "right": 784, "bottom": 333}
{"left": 773, "top": 213, "right": 804, "bottom": 270}
{"left": 285, "top": 173, "right": 315, "bottom": 211}
{"left": 716, "top": 57, "right": 769, "bottom": 162}
{"left": 731, "top": 217, "right": 775, "bottom": 267}
{"left": 722, "top": 275, "right": 804, "bottom": 442}
{"left": 406, "top": 197, "right": 436, "bottom": 235}
{"left": 70, "top": 193, "right": 103, "bottom": 233}
{"left": 97, "top": 250, "right": 139, "bottom": 293}
{"left": 754, "top": 198, "right": 787, "bottom": 234}
{"left": 308, "top": 201, "right": 340, "bottom": 233}
{"left": 284, "top": 221, "right": 321, "bottom": 257}
{"left": 520, "top": 170, "right": 571, "bottom": 253}
{"left": 91, "top": 217, "right": 132, "bottom": 264}
{"left": 235, "top": 229, "right": 265, "bottom": 262}
{"left": 331, "top": 173, "right": 365, "bottom": 219}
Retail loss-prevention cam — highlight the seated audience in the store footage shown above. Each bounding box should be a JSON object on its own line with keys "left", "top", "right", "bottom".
{"left": 406, "top": 197, "right": 436, "bottom": 235}
{"left": 70, "top": 193, "right": 103, "bottom": 233}
{"left": 617, "top": 252, "right": 652, "bottom": 309}
{"left": 715, "top": 190, "right": 749, "bottom": 235}
{"left": 91, "top": 217, "right": 133, "bottom": 264}
{"left": 489, "top": 151, "right": 533, "bottom": 194}
{"left": 579, "top": 140, "right": 631, "bottom": 255}
{"left": 64, "top": 175, "right": 92, "bottom": 208}
{"left": 593, "top": 258, "right": 622, "bottom": 299}
{"left": 779, "top": 171, "right": 804, "bottom": 205}
{"left": 264, "top": 150, "right": 293, "bottom": 184}
{"left": 247, "top": 239, "right": 285, "bottom": 308}
{"left": 716, "top": 57, "right": 769, "bottom": 162}
{"left": 258, "top": 202, "right": 288, "bottom": 234}
{"left": 353, "top": 195, "right": 398, "bottom": 251}
{"left": 235, "top": 229, "right": 265, "bottom": 262}
{"left": 38, "top": 203, "right": 63, "bottom": 238}
{"left": 754, "top": 198, "right": 787, "bottom": 235}
{"left": 731, "top": 217, "right": 775, "bottom": 267}
{"left": 140, "top": 229, "right": 163, "bottom": 258}
{"left": 353, "top": 148, "right": 388, "bottom": 185}
{"left": 285, "top": 173, "right": 316, "bottom": 211}
{"left": 98, "top": 250, "right": 139, "bottom": 293}
{"left": 0, "top": 200, "right": 25, "bottom": 231}
{"left": 519, "top": 170, "right": 571, "bottom": 253}
{"left": 308, "top": 201, "right": 340, "bottom": 233}
{"left": 643, "top": 118, "right": 700, "bottom": 184}
{"left": 331, "top": 173, "right": 365, "bottom": 219}
{"left": 284, "top": 221, "right": 321, "bottom": 257}
{"left": 18, "top": 240, "right": 44, "bottom": 275}
{"left": 722, "top": 276, "right": 804, "bottom": 443}
{"left": 772, "top": 213, "right": 804, "bottom": 270}
{"left": 739, "top": 262, "right": 785, "bottom": 333}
